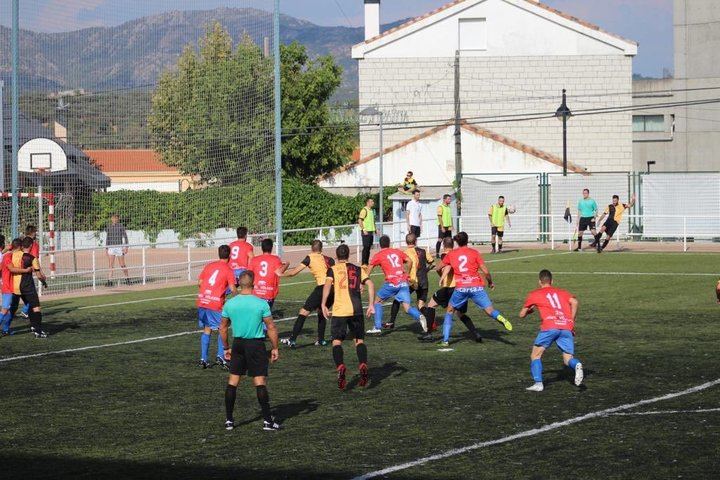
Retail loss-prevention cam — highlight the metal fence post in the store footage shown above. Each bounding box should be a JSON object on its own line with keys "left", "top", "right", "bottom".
{"left": 355, "top": 227, "right": 360, "bottom": 264}
{"left": 683, "top": 216, "right": 687, "bottom": 252}
{"left": 92, "top": 249, "right": 96, "bottom": 291}
{"left": 550, "top": 215, "right": 555, "bottom": 250}
{"left": 142, "top": 246, "right": 147, "bottom": 285}
{"left": 187, "top": 243, "right": 192, "bottom": 281}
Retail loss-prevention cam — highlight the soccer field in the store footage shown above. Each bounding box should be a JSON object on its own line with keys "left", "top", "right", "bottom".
{"left": 1, "top": 250, "right": 719, "bottom": 479}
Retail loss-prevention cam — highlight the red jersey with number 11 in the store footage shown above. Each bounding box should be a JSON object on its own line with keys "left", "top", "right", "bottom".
{"left": 442, "top": 247, "right": 485, "bottom": 288}
{"left": 197, "top": 260, "right": 236, "bottom": 312}
{"left": 249, "top": 254, "right": 283, "bottom": 300}
{"left": 523, "top": 286, "right": 575, "bottom": 331}
{"left": 370, "top": 248, "right": 409, "bottom": 285}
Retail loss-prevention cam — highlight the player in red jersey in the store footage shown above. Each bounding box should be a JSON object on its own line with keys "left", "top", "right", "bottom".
{"left": 12, "top": 226, "right": 40, "bottom": 319}
{"left": 366, "top": 235, "right": 427, "bottom": 335}
{"left": 519, "top": 269, "right": 583, "bottom": 391}
{"left": 228, "top": 226, "right": 254, "bottom": 282}
{"left": 249, "top": 238, "right": 289, "bottom": 310}
{"left": 1, "top": 237, "right": 23, "bottom": 336}
{"left": 438, "top": 232, "right": 511, "bottom": 347}
{"left": 197, "top": 245, "right": 237, "bottom": 368}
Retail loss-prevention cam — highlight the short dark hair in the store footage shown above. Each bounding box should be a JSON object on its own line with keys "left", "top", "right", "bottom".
{"left": 379, "top": 235, "right": 391, "bottom": 248}
{"left": 336, "top": 244, "right": 350, "bottom": 260}
{"left": 11, "top": 238, "right": 23, "bottom": 249}
{"left": 218, "top": 245, "right": 231, "bottom": 259}
{"left": 443, "top": 194, "right": 451, "bottom": 200}
{"left": 454, "top": 231, "right": 469, "bottom": 247}
{"left": 25, "top": 225, "right": 37, "bottom": 236}
{"left": 442, "top": 236, "right": 454, "bottom": 249}
{"left": 412, "top": 189, "right": 420, "bottom": 195}
{"left": 405, "top": 233, "right": 417, "bottom": 245}
{"left": 539, "top": 269, "right": 553, "bottom": 284}
{"left": 583, "top": 188, "right": 590, "bottom": 194}
{"left": 612, "top": 195, "right": 619, "bottom": 200}
{"left": 261, "top": 238, "right": 274, "bottom": 253}
{"left": 311, "top": 239, "right": 323, "bottom": 252}
{"left": 366, "top": 197, "right": 374, "bottom": 204}
{"left": 238, "top": 270, "right": 254, "bottom": 289}
{"left": 21, "top": 236, "right": 34, "bottom": 249}
{"left": 407, "top": 171, "right": 413, "bottom": 176}
{"left": 236, "top": 226, "right": 248, "bottom": 239}
{"left": 498, "top": 196, "right": 505, "bottom": 200}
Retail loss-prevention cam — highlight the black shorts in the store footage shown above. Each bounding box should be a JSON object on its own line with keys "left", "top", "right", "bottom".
{"left": 331, "top": 315, "right": 365, "bottom": 341}
{"left": 431, "top": 287, "right": 467, "bottom": 313}
{"left": 409, "top": 225, "right": 421, "bottom": 237}
{"left": 229, "top": 338, "right": 269, "bottom": 377}
{"left": 603, "top": 220, "right": 619, "bottom": 237}
{"left": 20, "top": 291, "right": 40, "bottom": 310}
{"left": 412, "top": 285, "right": 428, "bottom": 303}
{"left": 438, "top": 227, "right": 452, "bottom": 239}
{"left": 303, "top": 286, "right": 333, "bottom": 312}
{"left": 579, "top": 217, "right": 596, "bottom": 232}
{"left": 491, "top": 227, "right": 504, "bottom": 238}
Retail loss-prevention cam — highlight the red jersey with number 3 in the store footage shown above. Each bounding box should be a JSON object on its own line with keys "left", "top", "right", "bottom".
{"left": 370, "top": 248, "right": 409, "bottom": 285}
{"left": 442, "top": 247, "right": 485, "bottom": 288}
{"left": 228, "top": 240, "right": 253, "bottom": 270}
{"left": 197, "top": 260, "right": 236, "bottom": 311}
{"left": 249, "top": 254, "right": 283, "bottom": 300}
{"left": 523, "top": 287, "right": 575, "bottom": 331}
{"left": 1, "top": 252, "right": 14, "bottom": 294}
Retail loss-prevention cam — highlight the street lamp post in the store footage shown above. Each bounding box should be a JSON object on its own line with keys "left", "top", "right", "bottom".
{"left": 360, "top": 106, "right": 384, "bottom": 234}
{"left": 555, "top": 89, "right": 572, "bottom": 177}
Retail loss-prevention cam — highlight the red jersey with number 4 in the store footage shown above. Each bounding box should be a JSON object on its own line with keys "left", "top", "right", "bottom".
{"left": 370, "top": 248, "right": 409, "bottom": 285}
{"left": 196, "top": 260, "right": 236, "bottom": 312}
{"left": 249, "top": 254, "right": 283, "bottom": 300}
{"left": 228, "top": 240, "right": 253, "bottom": 270}
{"left": 1, "top": 252, "right": 14, "bottom": 294}
{"left": 442, "top": 246, "right": 485, "bottom": 288}
{"left": 523, "top": 287, "right": 575, "bottom": 331}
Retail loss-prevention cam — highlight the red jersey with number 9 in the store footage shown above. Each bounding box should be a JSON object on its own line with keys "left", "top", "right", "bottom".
{"left": 442, "top": 247, "right": 485, "bottom": 288}
{"left": 370, "top": 248, "right": 409, "bottom": 285}
{"left": 197, "top": 260, "right": 236, "bottom": 311}
{"left": 249, "top": 253, "right": 283, "bottom": 300}
{"left": 228, "top": 239, "right": 253, "bottom": 270}
{"left": 523, "top": 286, "right": 575, "bottom": 331}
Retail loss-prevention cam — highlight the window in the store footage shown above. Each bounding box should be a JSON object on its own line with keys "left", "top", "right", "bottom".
{"left": 458, "top": 18, "right": 487, "bottom": 51}
{"left": 633, "top": 115, "right": 665, "bottom": 132}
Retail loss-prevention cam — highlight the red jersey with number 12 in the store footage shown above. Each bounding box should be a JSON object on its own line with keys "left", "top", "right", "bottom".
{"left": 249, "top": 254, "right": 283, "bottom": 300}
{"left": 370, "top": 248, "right": 409, "bottom": 285}
{"left": 196, "top": 260, "right": 236, "bottom": 311}
{"left": 523, "top": 286, "right": 575, "bottom": 331}
{"left": 442, "top": 247, "right": 485, "bottom": 288}
{"left": 228, "top": 240, "right": 253, "bottom": 270}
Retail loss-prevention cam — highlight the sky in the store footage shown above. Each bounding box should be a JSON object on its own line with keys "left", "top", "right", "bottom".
{"left": 0, "top": 0, "right": 673, "bottom": 77}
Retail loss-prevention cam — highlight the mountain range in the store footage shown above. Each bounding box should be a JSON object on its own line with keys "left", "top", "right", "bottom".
{"left": 0, "top": 7, "right": 405, "bottom": 102}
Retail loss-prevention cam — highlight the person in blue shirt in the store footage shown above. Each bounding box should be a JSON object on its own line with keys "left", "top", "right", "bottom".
{"left": 575, "top": 189, "right": 598, "bottom": 252}
{"left": 219, "top": 271, "right": 281, "bottom": 432}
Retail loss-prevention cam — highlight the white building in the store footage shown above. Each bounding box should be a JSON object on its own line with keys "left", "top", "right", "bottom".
{"left": 321, "top": 0, "right": 637, "bottom": 191}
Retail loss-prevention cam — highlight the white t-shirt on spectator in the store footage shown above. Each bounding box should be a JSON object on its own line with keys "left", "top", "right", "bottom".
{"left": 407, "top": 199, "right": 422, "bottom": 227}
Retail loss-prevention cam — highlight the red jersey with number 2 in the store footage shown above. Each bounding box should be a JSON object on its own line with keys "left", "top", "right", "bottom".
{"left": 228, "top": 240, "right": 253, "bottom": 270}
{"left": 442, "top": 247, "right": 485, "bottom": 288}
{"left": 523, "top": 287, "right": 575, "bottom": 331}
{"left": 370, "top": 248, "right": 409, "bottom": 285}
{"left": 197, "top": 260, "right": 236, "bottom": 311}
{"left": 250, "top": 254, "right": 283, "bottom": 300}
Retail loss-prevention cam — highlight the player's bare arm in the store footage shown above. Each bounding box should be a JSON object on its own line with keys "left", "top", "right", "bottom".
{"left": 480, "top": 264, "right": 494, "bottom": 289}
{"left": 365, "top": 279, "right": 376, "bottom": 316}
{"left": 439, "top": 264, "right": 451, "bottom": 286}
{"left": 275, "top": 263, "right": 290, "bottom": 276}
{"left": 283, "top": 263, "right": 306, "bottom": 278}
{"left": 220, "top": 317, "right": 231, "bottom": 360}
{"left": 569, "top": 296, "right": 579, "bottom": 321}
{"left": 7, "top": 264, "right": 32, "bottom": 274}
{"left": 263, "top": 315, "right": 280, "bottom": 362}
{"left": 519, "top": 306, "right": 533, "bottom": 318}
{"left": 321, "top": 277, "right": 333, "bottom": 319}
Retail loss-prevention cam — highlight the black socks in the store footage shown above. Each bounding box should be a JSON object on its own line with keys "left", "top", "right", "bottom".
{"left": 256, "top": 385, "right": 272, "bottom": 423}
{"left": 356, "top": 343, "right": 368, "bottom": 365}
{"left": 332, "top": 345, "right": 344, "bottom": 367}
{"left": 225, "top": 384, "right": 237, "bottom": 420}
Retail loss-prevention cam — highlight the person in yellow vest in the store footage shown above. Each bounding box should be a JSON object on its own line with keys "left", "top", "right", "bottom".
{"left": 358, "top": 197, "right": 376, "bottom": 266}
{"left": 488, "top": 196, "right": 511, "bottom": 254}
{"left": 435, "top": 194, "right": 453, "bottom": 256}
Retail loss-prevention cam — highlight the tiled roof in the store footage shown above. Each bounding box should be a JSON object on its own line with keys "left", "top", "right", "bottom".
{"left": 360, "top": 0, "right": 637, "bottom": 47}
{"left": 86, "top": 149, "right": 178, "bottom": 173}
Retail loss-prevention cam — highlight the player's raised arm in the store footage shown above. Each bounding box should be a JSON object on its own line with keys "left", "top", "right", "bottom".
{"left": 626, "top": 193, "right": 637, "bottom": 209}
{"left": 263, "top": 315, "right": 280, "bottom": 362}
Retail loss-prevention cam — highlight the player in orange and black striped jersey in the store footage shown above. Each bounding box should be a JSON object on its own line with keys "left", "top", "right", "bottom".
{"left": 282, "top": 240, "right": 336, "bottom": 348}
{"left": 321, "top": 244, "right": 375, "bottom": 390}
{"left": 388, "top": 233, "right": 434, "bottom": 329}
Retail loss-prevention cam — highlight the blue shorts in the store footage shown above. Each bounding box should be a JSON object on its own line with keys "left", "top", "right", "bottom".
{"left": 2, "top": 293, "right": 14, "bottom": 310}
{"left": 449, "top": 287, "right": 492, "bottom": 310}
{"left": 198, "top": 308, "right": 222, "bottom": 330}
{"left": 377, "top": 282, "right": 412, "bottom": 304}
{"left": 534, "top": 329, "right": 575, "bottom": 354}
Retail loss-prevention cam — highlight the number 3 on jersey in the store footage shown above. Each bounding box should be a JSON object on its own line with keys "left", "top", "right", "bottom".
{"left": 259, "top": 261, "right": 269, "bottom": 277}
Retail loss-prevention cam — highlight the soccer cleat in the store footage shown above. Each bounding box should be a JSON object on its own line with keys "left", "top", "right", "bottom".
{"left": 20, "top": 311, "right": 29, "bottom": 319}
{"left": 382, "top": 322, "right": 395, "bottom": 330}
{"left": 588, "top": 240, "right": 597, "bottom": 248}
{"left": 224, "top": 420, "right": 235, "bottom": 431}
{"left": 437, "top": 341, "right": 450, "bottom": 348}
{"left": 215, "top": 356, "right": 229, "bottom": 370}
{"left": 573, "top": 247, "right": 581, "bottom": 252}
{"left": 474, "top": 331, "right": 483, "bottom": 343}
{"left": 263, "top": 419, "right": 283, "bottom": 431}
{"left": 574, "top": 362, "right": 584, "bottom": 386}
{"left": 337, "top": 364, "right": 347, "bottom": 390}
{"left": 358, "top": 363, "right": 369, "bottom": 387}
{"left": 280, "top": 337, "right": 292, "bottom": 346}
{"left": 314, "top": 339, "right": 328, "bottom": 346}
{"left": 33, "top": 331, "right": 48, "bottom": 338}
{"left": 366, "top": 327, "right": 382, "bottom": 335}
{"left": 496, "top": 315, "right": 513, "bottom": 332}
{"left": 526, "top": 382, "right": 544, "bottom": 392}
{"left": 419, "top": 333, "right": 434, "bottom": 342}
{"left": 198, "top": 360, "right": 210, "bottom": 369}
{"left": 418, "top": 314, "right": 428, "bottom": 333}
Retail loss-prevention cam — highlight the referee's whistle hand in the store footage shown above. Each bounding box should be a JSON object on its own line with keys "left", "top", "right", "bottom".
{"left": 224, "top": 349, "right": 231, "bottom": 361}
{"left": 270, "top": 349, "right": 279, "bottom": 363}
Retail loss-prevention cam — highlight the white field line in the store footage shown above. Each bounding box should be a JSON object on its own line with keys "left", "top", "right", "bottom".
{"left": 493, "top": 271, "right": 720, "bottom": 277}
{"left": 608, "top": 408, "right": 720, "bottom": 416}
{"left": 351, "top": 378, "right": 720, "bottom": 480}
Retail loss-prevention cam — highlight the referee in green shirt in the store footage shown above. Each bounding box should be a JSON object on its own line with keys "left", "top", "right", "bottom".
{"left": 575, "top": 188, "right": 598, "bottom": 251}
{"left": 358, "top": 197, "right": 377, "bottom": 266}
{"left": 220, "top": 271, "right": 281, "bottom": 431}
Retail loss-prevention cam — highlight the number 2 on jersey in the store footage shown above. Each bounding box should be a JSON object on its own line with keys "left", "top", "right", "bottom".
{"left": 458, "top": 255, "right": 468, "bottom": 272}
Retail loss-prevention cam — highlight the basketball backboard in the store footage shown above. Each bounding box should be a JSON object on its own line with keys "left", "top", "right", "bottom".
{"left": 18, "top": 138, "right": 68, "bottom": 173}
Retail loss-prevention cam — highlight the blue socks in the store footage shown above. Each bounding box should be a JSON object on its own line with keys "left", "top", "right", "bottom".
{"left": 442, "top": 312, "right": 453, "bottom": 342}
{"left": 530, "top": 359, "right": 543, "bottom": 383}
{"left": 0, "top": 312, "right": 10, "bottom": 332}
{"left": 22, "top": 303, "right": 30, "bottom": 315}
{"left": 490, "top": 309, "right": 501, "bottom": 319}
{"left": 568, "top": 357, "right": 581, "bottom": 370}
{"left": 374, "top": 303, "right": 383, "bottom": 329}
{"left": 216, "top": 334, "right": 225, "bottom": 359}
{"left": 407, "top": 306, "right": 422, "bottom": 321}
{"left": 200, "top": 333, "right": 211, "bottom": 362}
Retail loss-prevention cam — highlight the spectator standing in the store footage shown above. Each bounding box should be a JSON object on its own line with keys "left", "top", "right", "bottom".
{"left": 106, "top": 214, "right": 130, "bottom": 286}
{"left": 406, "top": 189, "right": 423, "bottom": 237}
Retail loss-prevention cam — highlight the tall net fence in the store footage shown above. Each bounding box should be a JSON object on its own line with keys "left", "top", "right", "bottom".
{"left": 1, "top": 0, "right": 277, "bottom": 286}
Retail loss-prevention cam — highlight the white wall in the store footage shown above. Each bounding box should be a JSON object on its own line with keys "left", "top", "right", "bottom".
{"left": 107, "top": 182, "right": 179, "bottom": 192}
